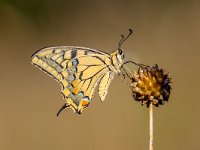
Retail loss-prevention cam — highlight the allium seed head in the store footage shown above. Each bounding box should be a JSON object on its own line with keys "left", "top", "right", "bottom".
{"left": 131, "top": 64, "right": 171, "bottom": 107}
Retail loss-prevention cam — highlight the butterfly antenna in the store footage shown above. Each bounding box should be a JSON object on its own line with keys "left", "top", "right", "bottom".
{"left": 119, "top": 34, "right": 125, "bottom": 48}
{"left": 118, "top": 29, "right": 133, "bottom": 48}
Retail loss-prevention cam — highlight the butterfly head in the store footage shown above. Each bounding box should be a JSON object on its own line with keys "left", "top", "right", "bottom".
{"left": 118, "top": 48, "right": 125, "bottom": 59}
{"left": 110, "top": 29, "right": 133, "bottom": 72}
{"left": 111, "top": 48, "right": 125, "bottom": 62}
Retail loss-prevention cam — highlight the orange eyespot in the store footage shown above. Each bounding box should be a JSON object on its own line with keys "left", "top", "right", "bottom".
{"left": 81, "top": 99, "right": 90, "bottom": 108}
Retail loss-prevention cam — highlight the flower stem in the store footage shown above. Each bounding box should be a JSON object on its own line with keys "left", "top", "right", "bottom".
{"left": 149, "top": 102, "right": 153, "bottom": 150}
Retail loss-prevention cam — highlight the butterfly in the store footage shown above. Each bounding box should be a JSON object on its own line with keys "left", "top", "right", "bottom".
{"left": 31, "top": 29, "right": 134, "bottom": 115}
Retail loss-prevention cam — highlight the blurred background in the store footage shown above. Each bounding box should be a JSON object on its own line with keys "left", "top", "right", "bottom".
{"left": 0, "top": 0, "right": 199, "bottom": 149}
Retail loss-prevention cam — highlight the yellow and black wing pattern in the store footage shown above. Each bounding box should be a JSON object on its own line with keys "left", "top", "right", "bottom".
{"left": 31, "top": 46, "right": 115, "bottom": 114}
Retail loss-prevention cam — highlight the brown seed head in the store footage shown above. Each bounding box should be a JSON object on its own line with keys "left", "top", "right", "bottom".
{"left": 131, "top": 64, "right": 171, "bottom": 107}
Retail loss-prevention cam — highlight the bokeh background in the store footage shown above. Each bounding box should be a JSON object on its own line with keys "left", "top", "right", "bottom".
{"left": 0, "top": 0, "right": 200, "bottom": 150}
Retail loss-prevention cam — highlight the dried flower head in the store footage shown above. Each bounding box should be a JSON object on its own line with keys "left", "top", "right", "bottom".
{"left": 131, "top": 64, "right": 171, "bottom": 107}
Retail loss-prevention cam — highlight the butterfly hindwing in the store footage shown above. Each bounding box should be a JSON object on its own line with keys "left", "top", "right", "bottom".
{"left": 98, "top": 72, "right": 114, "bottom": 102}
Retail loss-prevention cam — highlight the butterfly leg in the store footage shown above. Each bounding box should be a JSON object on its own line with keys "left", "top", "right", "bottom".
{"left": 123, "top": 60, "right": 148, "bottom": 68}
{"left": 119, "top": 72, "right": 126, "bottom": 81}
{"left": 121, "top": 65, "right": 132, "bottom": 80}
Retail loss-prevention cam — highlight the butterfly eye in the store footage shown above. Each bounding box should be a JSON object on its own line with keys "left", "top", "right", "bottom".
{"left": 118, "top": 48, "right": 123, "bottom": 55}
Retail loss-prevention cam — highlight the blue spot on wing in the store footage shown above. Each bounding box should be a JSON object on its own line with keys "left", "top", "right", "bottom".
{"left": 73, "top": 59, "right": 78, "bottom": 65}
{"left": 78, "top": 91, "right": 84, "bottom": 97}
